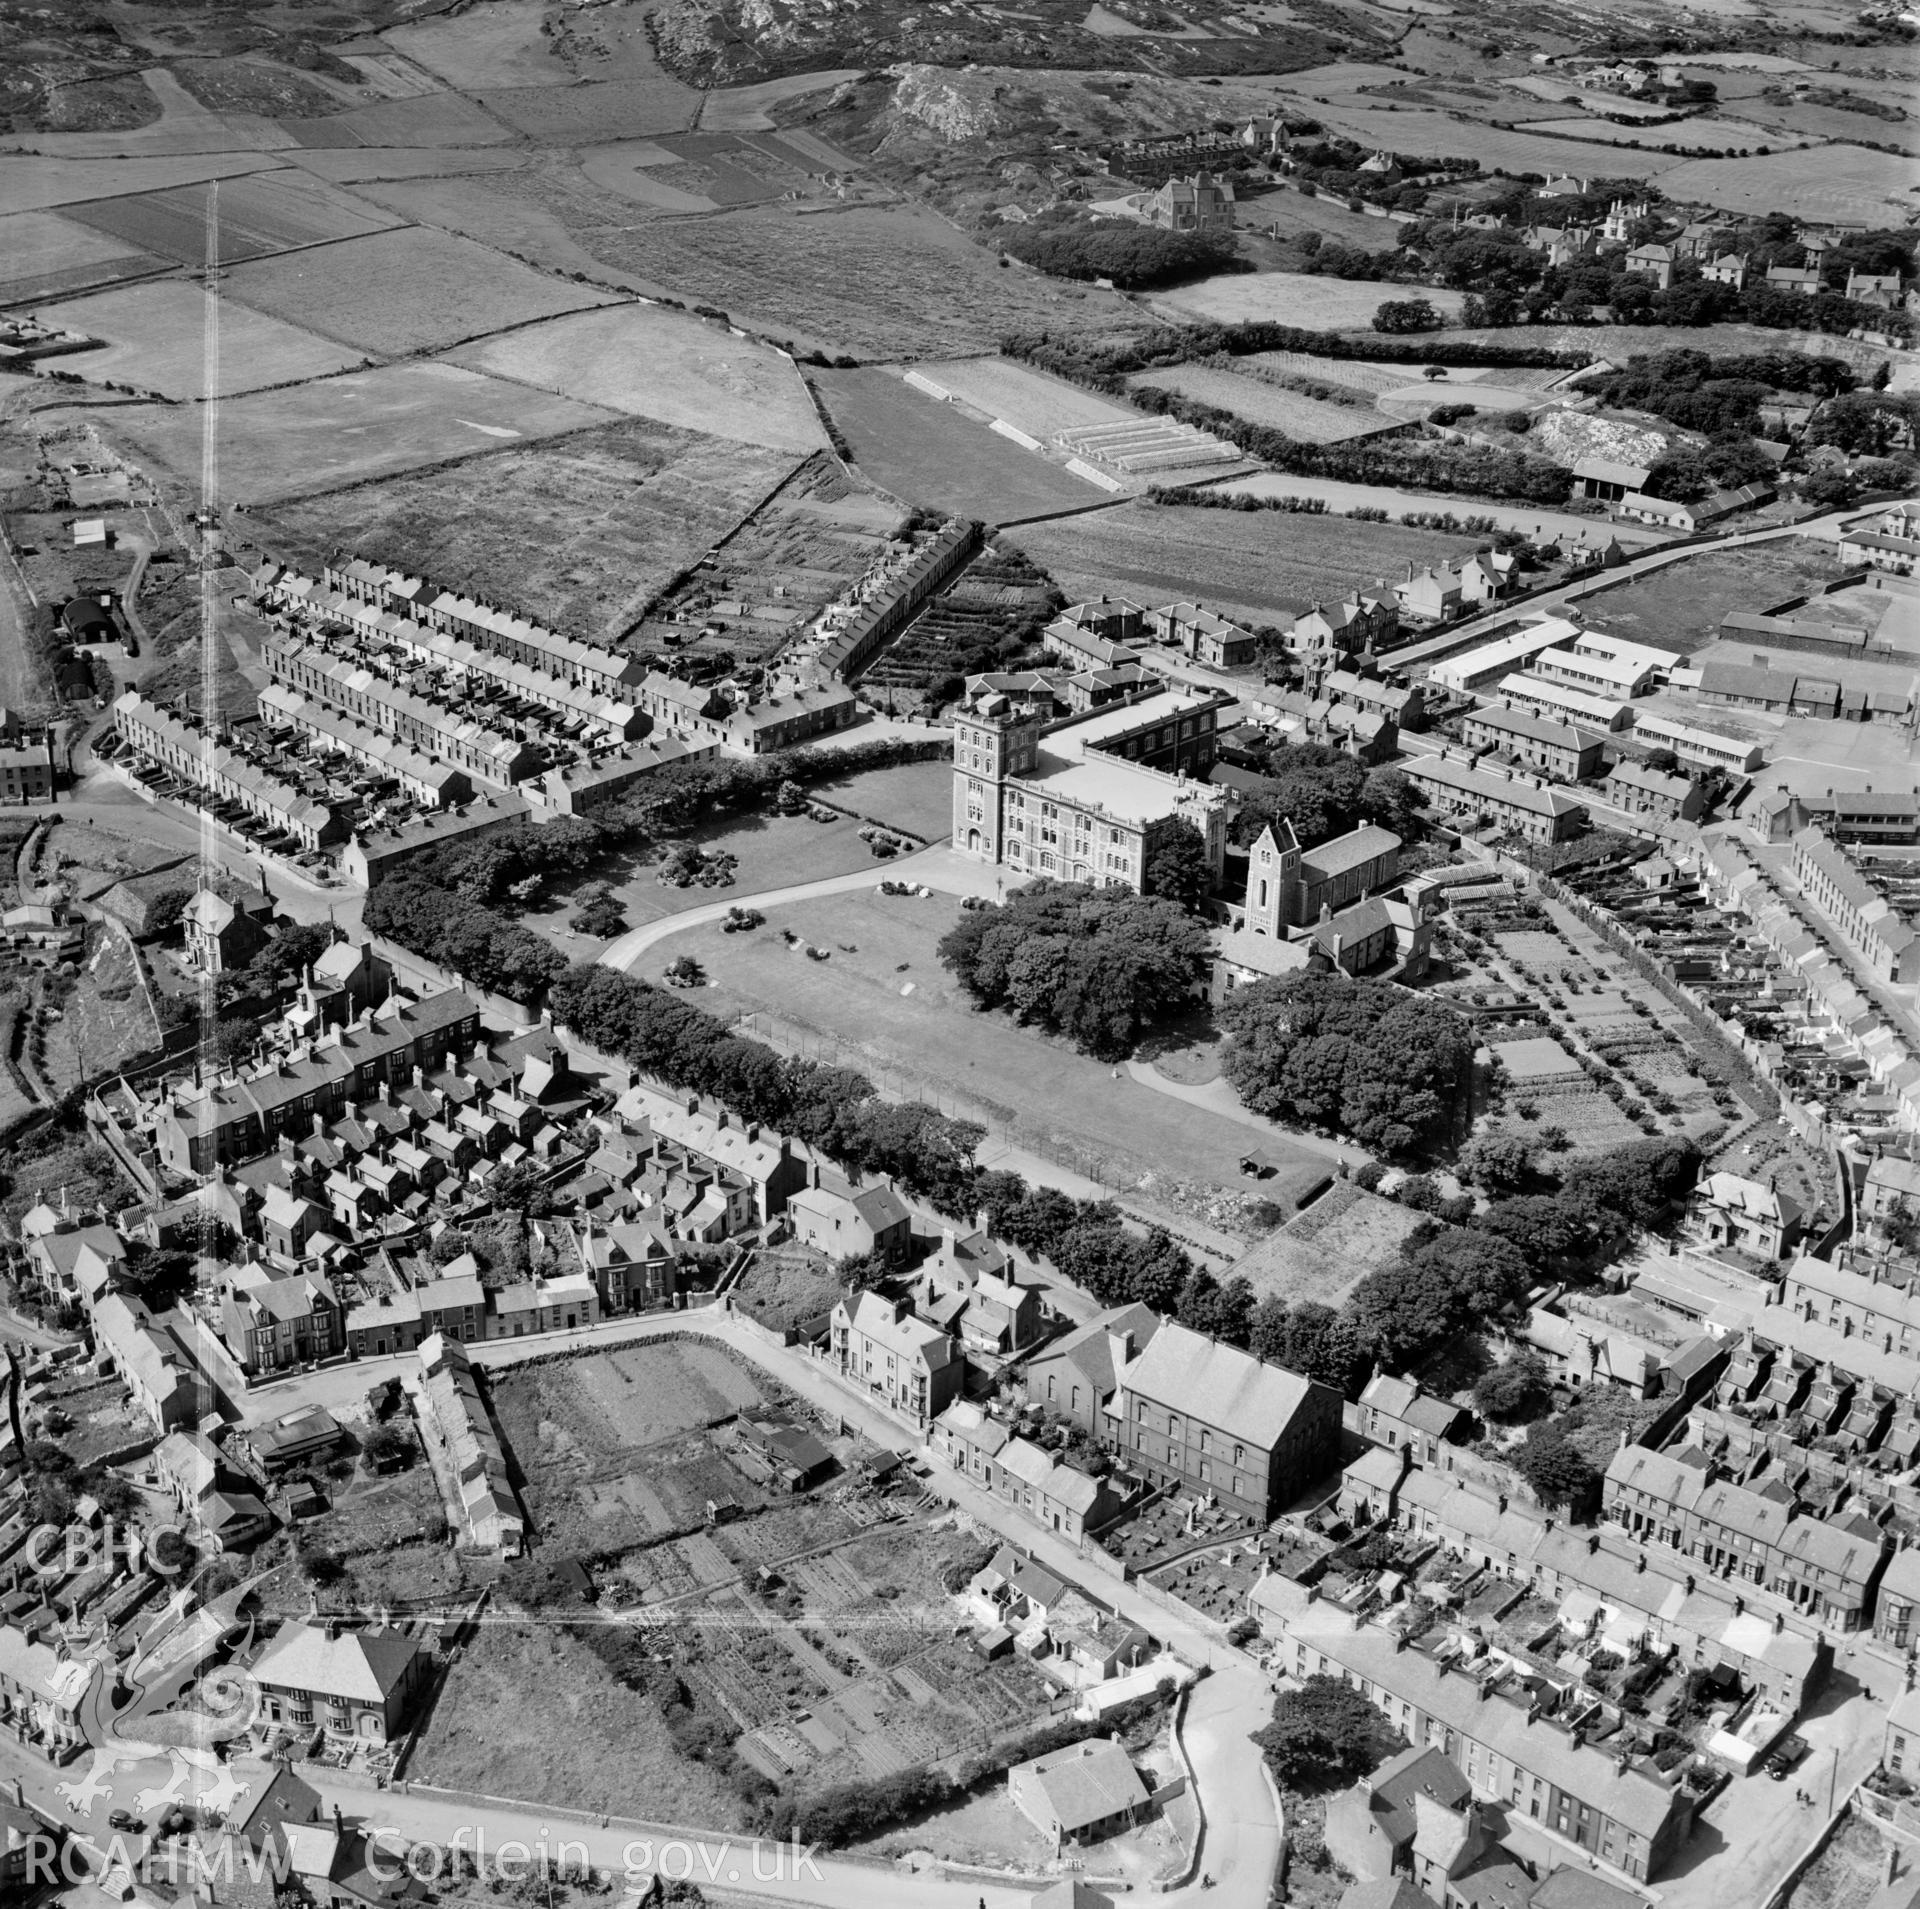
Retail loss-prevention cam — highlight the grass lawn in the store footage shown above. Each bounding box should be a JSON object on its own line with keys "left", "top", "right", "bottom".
{"left": 1225, "top": 1181, "right": 1433, "bottom": 1309}
{"left": 662, "top": 890, "right": 1330, "bottom": 1214}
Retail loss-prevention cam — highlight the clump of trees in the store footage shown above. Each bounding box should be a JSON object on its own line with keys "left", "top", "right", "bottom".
{"left": 1257, "top": 1675, "right": 1403, "bottom": 1790}
{"left": 1218, "top": 971, "right": 1476, "bottom": 1158}
{"left": 937, "top": 880, "right": 1210, "bottom": 1059}
{"left": 1002, "top": 213, "right": 1239, "bottom": 289}
{"left": 1224, "top": 738, "right": 1420, "bottom": 849}
{"left": 364, "top": 878, "right": 568, "bottom": 1006}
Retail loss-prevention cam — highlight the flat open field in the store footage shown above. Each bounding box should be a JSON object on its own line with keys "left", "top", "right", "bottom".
{"left": 252, "top": 419, "right": 797, "bottom": 640}
{"left": 0, "top": 152, "right": 279, "bottom": 217}
{"left": 670, "top": 890, "right": 1332, "bottom": 1213}
{"left": 410, "top": 1613, "right": 750, "bottom": 1826}
{"left": 221, "top": 226, "right": 622, "bottom": 356}
{"left": 812, "top": 366, "right": 1116, "bottom": 523}
{"left": 33, "top": 281, "right": 363, "bottom": 399}
{"left": 1130, "top": 364, "right": 1395, "bottom": 442}
{"left": 565, "top": 201, "right": 1140, "bottom": 359}
{"left": 381, "top": 0, "right": 578, "bottom": 88}
{"left": 61, "top": 169, "right": 402, "bottom": 266}
{"left": 1517, "top": 115, "right": 1795, "bottom": 151}
{"left": 1655, "top": 144, "right": 1920, "bottom": 222}
{"left": 446, "top": 302, "right": 826, "bottom": 453}
{"left": 0, "top": 210, "right": 160, "bottom": 305}
{"left": 1151, "top": 271, "right": 1466, "bottom": 330}
{"left": 1235, "top": 187, "right": 1403, "bottom": 251}
{"left": 104, "top": 362, "right": 617, "bottom": 505}
{"left": 1006, "top": 499, "right": 1465, "bottom": 625}
{"left": 287, "top": 93, "right": 515, "bottom": 148}
{"left": 907, "top": 356, "right": 1136, "bottom": 438}
{"left": 1576, "top": 538, "right": 1853, "bottom": 654}
{"left": 477, "top": 78, "right": 702, "bottom": 140}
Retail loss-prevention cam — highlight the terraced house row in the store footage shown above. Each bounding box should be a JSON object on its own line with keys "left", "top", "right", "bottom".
{"left": 113, "top": 693, "right": 344, "bottom": 851}
{"left": 1602, "top": 1443, "right": 1889, "bottom": 1630}
{"left": 259, "top": 572, "right": 652, "bottom": 740}
{"left": 306, "top": 557, "right": 645, "bottom": 703}
{"left": 263, "top": 634, "right": 544, "bottom": 788}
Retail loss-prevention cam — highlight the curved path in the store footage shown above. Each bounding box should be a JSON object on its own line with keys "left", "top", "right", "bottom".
{"left": 596, "top": 842, "right": 994, "bottom": 976}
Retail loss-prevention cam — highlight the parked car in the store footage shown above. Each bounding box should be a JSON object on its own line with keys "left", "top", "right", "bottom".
{"left": 108, "top": 1811, "right": 143, "bottom": 1833}
{"left": 1766, "top": 1735, "right": 1811, "bottom": 1780}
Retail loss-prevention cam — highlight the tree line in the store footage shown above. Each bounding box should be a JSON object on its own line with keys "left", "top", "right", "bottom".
{"left": 1001, "top": 213, "right": 1241, "bottom": 289}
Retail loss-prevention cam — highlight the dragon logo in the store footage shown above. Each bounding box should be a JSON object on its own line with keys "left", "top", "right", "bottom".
{"left": 56, "top": 1655, "right": 264, "bottom": 1827}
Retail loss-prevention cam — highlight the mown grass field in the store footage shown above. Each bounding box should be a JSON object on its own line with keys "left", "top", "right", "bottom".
{"left": 1129, "top": 363, "right": 1393, "bottom": 442}
{"left": 1151, "top": 269, "right": 1467, "bottom": 330}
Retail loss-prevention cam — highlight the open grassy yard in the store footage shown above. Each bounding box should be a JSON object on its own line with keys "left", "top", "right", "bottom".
{"left": 665, "top": 889, "right": 1331, "bottom": 1213}
{"left": 1007, "top": 499, "right": 1464, "bottom": 626}
{"left": 812, "top": 366, "right": 1118, "bottom": 522}
{"left": 102, "top": 363, "right": 618, "bottom": 507}
{"left": 1235, "top": 187, "right": 1403, "bottom": 251}
{"left": 409, "top": 1611, "right": 751, "bottom": 1825}
{"left": 1576, "top": 538, "right": 1851, "bottom": 654}
{"left": 446, "top": 302, "right": 826, "bottom": 454}
{"left": 249, "top": 419, "right": 795, "bottom": 640}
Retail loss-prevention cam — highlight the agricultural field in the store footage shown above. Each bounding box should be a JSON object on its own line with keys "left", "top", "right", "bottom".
{"left": 1516, "top": 116, "right": 1795, "bottom": 151}
{"left": 35, "top": 282, "right": 363, "bottom": 400}
{"left": 665, "top": 889, "right": 1332, "bottom": 1220}
{"left": 906, "top": 357, "right": 1137, "bottom": 439}
{"left": 61, "top": 169, "right": 403, "bottom": 266}
{"left": 251, "top": 417, "right": 797, "bottom": 639}
{"left": 1129, "top": 364, "right": 1398, "bottom": 442}
{"left": 1224, "top": 1182, "right": 1432, "bottom": 1309}
{"left": 1150, "top": 270, "right": 1466, "bottom": 331}
{"left": 286, "top": 93, "right": 515, "bottom": 148}
{"left": 1007, "top": 499, "right": 1465, "bottom": 626}
{"left": 102, "top": 363, "right": 614, "bottom": 505}
{"left": 1654, "top": 144, "right": 1920, "bottom": 223}
{"left": 476, "top": 79, "right": 704, "bottom": 141}
{"left": 0, "top": 211, "right": 162, "bottom": 306}
{"left": 446, "top": 303, "right": 826, "bottom": 454}
{"left": 811, "top": 366, "right": 1116, "bottom": 523}
{"left": 567, "top": 201, "right": 1141, "bottom": 359}
{"left": 1577, "top": 539, "right": 1851, "bottom": 655}
{"left": 0, "top": 152, "right": 280, "bottom": 218}
{"left": 220, "top": 227, "right": 622, "bottom": 356}
{"left": 1234, "top": 187, "right": 1404, "bottom": 251}
{"left": 279, "top": 148, "right": 530, "bottom": 185}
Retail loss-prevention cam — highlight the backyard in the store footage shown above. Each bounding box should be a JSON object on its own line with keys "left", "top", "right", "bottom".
{"left": 1223, "top": 1180, "right": 1440, "bottom": 1308}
